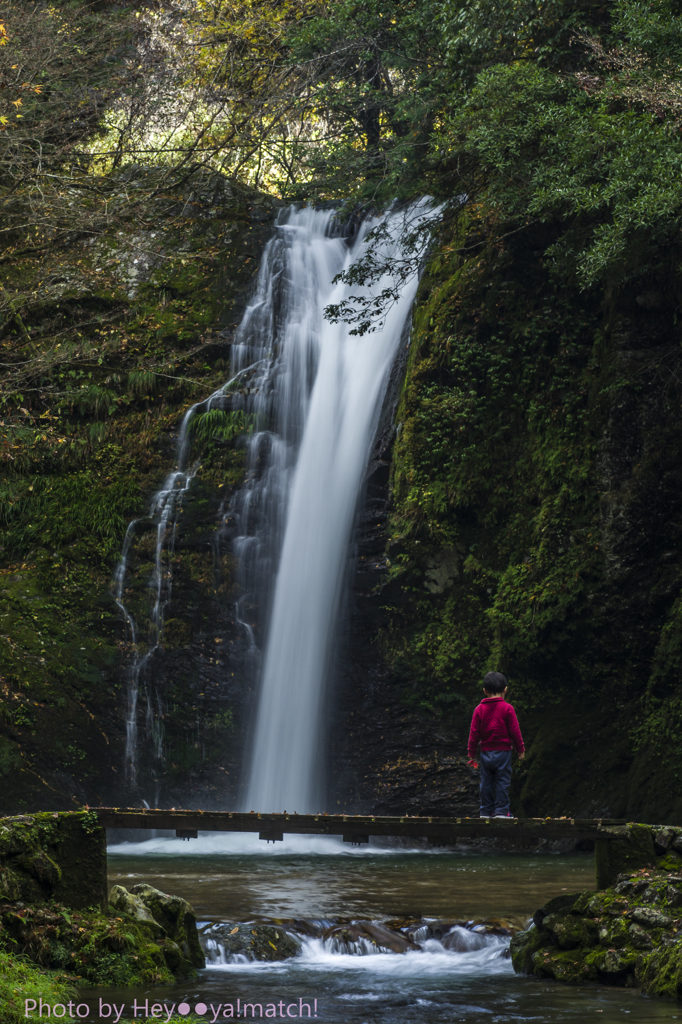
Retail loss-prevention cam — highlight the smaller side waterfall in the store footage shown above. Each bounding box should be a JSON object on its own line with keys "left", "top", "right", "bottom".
{"left": 112, "top": 409, "right": 196, "bottom": 785}
{"left": 225, "top": 201, "right": 436, "bottom": 814}
{"left": 113, "top": 368, "right": 260, "bottom": 786}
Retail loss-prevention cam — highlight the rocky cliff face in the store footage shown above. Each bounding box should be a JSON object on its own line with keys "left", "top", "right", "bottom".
{"left": 331, "top": 206, "right": 682, "bottom": 822}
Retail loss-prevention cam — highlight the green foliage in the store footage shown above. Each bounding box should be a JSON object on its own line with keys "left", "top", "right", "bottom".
{"left": 0, "top": 951, "right": 76, "bottom": 1024}
{"left": 436, "top": 61, "right": 682, "bottom": 288}
{"left": 0, "top": 472, "right": 140, "bottom": 560}
{"left": 127, "top": 370, "right": 160, "bottom": 398}
{"left": 79, "top": 811, "right": 101, "bottom": 835}
{"left": 190, "top": 408, "right": 262, "bottom": 443}
{"left": 0, "top": 737, "right": 21, "bottom": 777}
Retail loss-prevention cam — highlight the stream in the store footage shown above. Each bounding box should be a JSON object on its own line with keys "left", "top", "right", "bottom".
{"left": 78, "top": 837, "right": 682, "bottom": 1023}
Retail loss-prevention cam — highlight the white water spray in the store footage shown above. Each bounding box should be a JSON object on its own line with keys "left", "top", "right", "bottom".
{"left": 232, "top": 202, "right": 435, "bottom": 813}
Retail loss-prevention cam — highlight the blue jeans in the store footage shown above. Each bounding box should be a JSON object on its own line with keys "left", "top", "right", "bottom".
{"left": 479, "top": 750, "right": 512, "bottom": 816}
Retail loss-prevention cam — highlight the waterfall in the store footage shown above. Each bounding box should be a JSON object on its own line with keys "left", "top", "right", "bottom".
{"left": 227, "top": 201, "right": 435, "bottom": 814}
{"left": 114, "top": 370, "right": 260, "bottom": 787}
{"left": 112, "top": 410, "right": 198, "bottom": 786}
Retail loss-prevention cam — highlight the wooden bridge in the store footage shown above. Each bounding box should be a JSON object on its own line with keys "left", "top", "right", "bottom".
{"left": 96, "top": 808, "right": 661, "bottom": 888}
{"left": 95, "top": 807, "right": 626, "bottom": 846}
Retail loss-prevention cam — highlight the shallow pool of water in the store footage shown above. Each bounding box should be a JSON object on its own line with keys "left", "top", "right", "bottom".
{"left": 78, "top": 835, "right": 682, "bottom": 1023}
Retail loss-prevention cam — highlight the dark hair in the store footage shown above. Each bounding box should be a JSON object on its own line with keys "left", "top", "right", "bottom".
{"left": 483, "top": 671, "right": 507, "bottom": 694}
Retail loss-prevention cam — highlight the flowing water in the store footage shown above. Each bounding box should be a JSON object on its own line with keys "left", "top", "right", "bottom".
{"left": 226, "top": 203, "right": 435, "bottom": 814}
{"left": 81, "top": 838, "right": 682, "bottom": 1023}
{"left": 112, "top": 373, "right": 258, "bottom": 787}
{"left": 114, "top": 202, "right": 433, "bottom": 801}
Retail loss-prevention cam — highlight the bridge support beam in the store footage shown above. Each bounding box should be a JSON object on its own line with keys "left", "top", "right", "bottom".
{"left": 594, "top": 824, "right": 656, "bottom": 889}
{"left": 259, "top": 831, "right": 283, "bottom": 842}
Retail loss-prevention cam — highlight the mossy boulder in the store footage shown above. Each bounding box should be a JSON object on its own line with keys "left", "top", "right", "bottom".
{"left": 512, "top": 865, "right": 682, "bottom": 996}
{"left": 638, "top": 943, "right": 682, "bottom": 999}
{"left": 0, "top": 899, "right": 183, "bottom": 985}
{"left": 532, "top": 947, "right": 599, "bottom": 983}
{"left": 127, "top": 882, "right": 204, "bottom": 968}
{"left": 0, "top": 812, "right": 106, "bottom": 909}
{"left": 108, "top": 885, "right": 164, "bottom": 932}
{"left": 510, "top": 927, "right": 553, "bottom": 973}
{"left": 542, "top": 911, "right": 599, "bottom": 950}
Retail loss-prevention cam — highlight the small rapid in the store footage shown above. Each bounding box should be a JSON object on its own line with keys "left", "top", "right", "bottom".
{"left": 99, "top": 848, "right": 680, "bottom": 1023}
{"left": 203, "top": 917, "right": 511, "bottom": 967}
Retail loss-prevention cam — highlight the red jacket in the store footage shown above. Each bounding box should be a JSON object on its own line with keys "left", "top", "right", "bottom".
{"left": 467, "top": 698, "right": 525, "bottom": 757}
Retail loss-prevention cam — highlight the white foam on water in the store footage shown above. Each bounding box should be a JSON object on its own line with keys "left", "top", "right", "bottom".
{"left": 107, "top": 832, "right": 440, "bottom": 857}
{"left": 204, "top": 935, "right": 512, "bottom": 978}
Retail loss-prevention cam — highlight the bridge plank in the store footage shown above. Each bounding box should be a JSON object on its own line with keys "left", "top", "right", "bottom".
{"left": 95, "top": 808, "right": 628, "bottom": 842}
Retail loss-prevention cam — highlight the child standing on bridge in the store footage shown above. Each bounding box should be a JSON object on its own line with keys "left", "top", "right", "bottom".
{"left": 467, "top": 672, "right": 525, "bottom": 818}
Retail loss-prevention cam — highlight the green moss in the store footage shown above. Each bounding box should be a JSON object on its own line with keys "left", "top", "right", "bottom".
{"left": 542, "top": 912, "right": 599, "bottom": 950}
{"left": 638, "top": 943, "right": 682, "bottom": 1000}
{"left": 0, "top": 950, "right": 76, "bottom": 1024}
{"left": 658, "top": 851, "right": 682, "bottom": 872}
{"left": 124, "top": 883, "right": 204, "bottom": 969}
{"left": 532, "top": 947, "right": 599, "bottom": 984}
{"left": 0, "top": 812, "right": 106, "bottom": 909}
{"left": 510, "top": 926, "right": 552, "bottom": 973}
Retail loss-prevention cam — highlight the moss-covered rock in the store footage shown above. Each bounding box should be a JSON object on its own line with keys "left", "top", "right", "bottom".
{"left": 512, "top": 865, "right": 682, "bottom": 996}
{"left": 638, "top": 943, "right": 682, "bottom": 999}
{"left": 542, "top": 911, "right": 599, "bottom": 950}
{"left": 532, "top": 946, "right": 599, "bottom": 983}
{"left": 0, "top": 811, "right": 106, "bottom": 909}
{"left": 510, "top": 926, "right": 553, "bottom": 973}
{"left": 0, "top": 882, "right": 204, "bottom": 986}
{"left": 127, "top": 882, "right": 204, "bottom": 968}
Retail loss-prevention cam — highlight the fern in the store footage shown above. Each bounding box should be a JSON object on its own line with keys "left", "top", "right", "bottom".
{"left": 190, "top": 408, "right": 263, "bottom": 442}
{"left": 127, "top": 370, "right": 159, "bottom": 397}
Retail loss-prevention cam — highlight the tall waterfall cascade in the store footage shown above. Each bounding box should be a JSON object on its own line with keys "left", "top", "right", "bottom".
{"left": 230, "top": 201, "right": 436, "bottom": 814}
{"left": 113, "top": 200, "right": 435, "bottom": 804}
